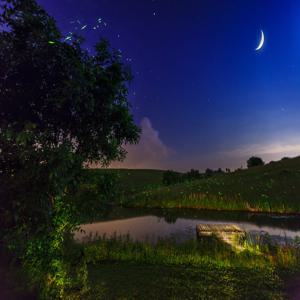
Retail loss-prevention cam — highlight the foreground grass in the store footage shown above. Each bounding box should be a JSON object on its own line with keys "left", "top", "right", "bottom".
{"left": 83, "top": 236, "right": 300, "bottom": 299}
{"left": 89, "top": 263, "right": 282, "bottom": 300}
{"left": 124, "top": 157, "right": 300, "bottom": 213}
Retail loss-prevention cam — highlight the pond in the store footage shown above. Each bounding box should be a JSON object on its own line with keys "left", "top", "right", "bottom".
{"left": 74, "top": 208, "right": 300, "bottom": 244}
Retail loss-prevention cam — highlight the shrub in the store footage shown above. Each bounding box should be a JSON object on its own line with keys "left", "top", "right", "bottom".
{"left": 205, "top": 168, "right": 214, "bottom": 177}
{"left": 162, "top": 170, "right": 183, "bottom": 185}
{"left": 185, "top": 169, "right": 203, "bottom": 181}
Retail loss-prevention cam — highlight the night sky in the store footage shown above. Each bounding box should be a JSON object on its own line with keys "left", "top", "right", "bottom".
{"left": 38, "top": 0, "right": 300, "bottom": 171}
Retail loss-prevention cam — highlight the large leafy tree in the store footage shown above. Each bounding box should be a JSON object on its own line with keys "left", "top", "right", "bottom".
{"left": 0, "top": 0, "right": 140, "bottom": 298}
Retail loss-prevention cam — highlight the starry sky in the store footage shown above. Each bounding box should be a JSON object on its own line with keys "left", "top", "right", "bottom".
{"left": 38, "top": 0, "right": 300, "bottom": 171}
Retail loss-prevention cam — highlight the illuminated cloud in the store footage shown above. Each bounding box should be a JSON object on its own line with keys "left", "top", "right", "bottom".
{"left": 110, "top": 117, "right": 172, "bottom": 169}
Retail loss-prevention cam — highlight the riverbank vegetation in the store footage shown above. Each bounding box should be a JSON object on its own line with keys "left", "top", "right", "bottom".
{"left": 82, "top": 234, "right": 300, "bottom": 299}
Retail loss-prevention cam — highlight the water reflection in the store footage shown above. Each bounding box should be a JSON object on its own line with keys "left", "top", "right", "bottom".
{"left": 74, "top": 208, "right": 300, "bottom": 243}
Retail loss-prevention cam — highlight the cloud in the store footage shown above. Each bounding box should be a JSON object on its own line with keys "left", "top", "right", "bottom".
{"left": 110, "top": 117, "right": 172, "bottom": 169}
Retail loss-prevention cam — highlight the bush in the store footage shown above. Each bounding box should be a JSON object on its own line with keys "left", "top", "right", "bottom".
{"left": 205, "top": 168, "right": 214, "bottom": 177}
{"left": 185, "top": 169, "right": 203, "bottom": 181}
{"left": 162, "top": 170, "right": 183, "bottom": 185}
{"left": 163, "top": 168, "right": 223, "bottom": 186}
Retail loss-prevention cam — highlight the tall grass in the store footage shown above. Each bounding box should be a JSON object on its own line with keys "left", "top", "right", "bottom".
{"left": 83, "top": 234, "right": 300, "bottom": 272}
{"left": 83, "top": 235, "right": 300, "bottom": 299}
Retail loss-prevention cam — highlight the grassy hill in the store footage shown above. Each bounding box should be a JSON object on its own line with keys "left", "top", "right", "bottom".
{"left": 124, "top": 156, "right": 300, "bottom": 213}
{"left": 85, "top": 168, "right": 165, "bottom": 193}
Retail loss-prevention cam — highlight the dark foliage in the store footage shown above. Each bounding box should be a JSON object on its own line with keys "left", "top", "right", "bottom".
{"left": 185, "top": 169, "right": 203, "bottom": 181}
{"left": 205, "top": 168, "right": 214, "bottom": 177}
{"left": 162, "top": 167, "right": 226, "bottom": 186}
{"left": 0, "top": 0, "right": 140, "bottom": 298}
{"left": 162, "top": 170, "right": 183, "bottom": 185}
{"left": 247, "top": 156, "right": 265, "bottom": 168}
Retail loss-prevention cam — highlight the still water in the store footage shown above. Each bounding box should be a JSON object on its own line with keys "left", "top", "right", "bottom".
{"left": 74, "top": 208, "right": 300, "bottom": 243}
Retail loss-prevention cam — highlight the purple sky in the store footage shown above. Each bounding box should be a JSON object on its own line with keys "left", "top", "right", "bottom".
{"left": 38, "top": 0, "right": 300, "bottom": 171}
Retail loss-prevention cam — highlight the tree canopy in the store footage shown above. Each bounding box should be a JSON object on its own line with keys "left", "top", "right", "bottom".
{"left": 0, "top": 0, "right": 139, "bottom": 164}
{"left": 0, "top": 0, "right": 140, "bottom": 298}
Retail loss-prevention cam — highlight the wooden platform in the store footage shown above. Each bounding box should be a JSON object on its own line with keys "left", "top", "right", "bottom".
{"left": 196, "top": 224, "right": 244, "bottom": 235}
{"left": 196, "top": 223, "right": 245, "bottom": 250}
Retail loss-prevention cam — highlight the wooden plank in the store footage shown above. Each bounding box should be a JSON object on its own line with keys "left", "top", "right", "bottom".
{"left": 196, "top": 224, "right": 244, "bottom": 234}
{"left": 196, "top": 223, "right": 246, "bottom": 251}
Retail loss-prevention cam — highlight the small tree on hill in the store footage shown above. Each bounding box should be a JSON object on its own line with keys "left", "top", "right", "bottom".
{"left": 247, "top": 156, "right": 265, "bottom": 168}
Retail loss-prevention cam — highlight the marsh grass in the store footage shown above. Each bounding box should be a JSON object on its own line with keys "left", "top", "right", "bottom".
{"left": 83, "top": 234, "right": 300, "bottom": 270}
{"left": 83, "top": 234, "right": 300, "bottom": 299}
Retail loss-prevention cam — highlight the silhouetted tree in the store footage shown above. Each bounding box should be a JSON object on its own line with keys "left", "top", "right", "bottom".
{"left": 247, "top": 156, "right": 265, "bottom": 168}
{"left": 205, "top": 168, "right": 214, "bottom": 177}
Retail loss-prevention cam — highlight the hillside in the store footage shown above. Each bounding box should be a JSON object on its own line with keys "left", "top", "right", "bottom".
{"left": 124, "top": 156, "right": 300, "bottom": 213}
{"left": 85, "top": 168, "right": 165, "bottom": 192}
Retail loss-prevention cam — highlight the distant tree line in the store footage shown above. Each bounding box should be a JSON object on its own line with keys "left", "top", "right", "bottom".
{"left": 162, "top": 168, "right": 227, "bottom": 186}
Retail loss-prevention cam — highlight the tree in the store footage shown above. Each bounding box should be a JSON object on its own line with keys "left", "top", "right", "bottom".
{"left": 162, "top": 170, "right": 183, "bottom": 185}
{"left": 205, "top": 168, "right": 214, "bottom": 177}
{"left": 185, "top": 169, "right": 202, "bottom": 180}
{"left": 247, "top": 156, "right": 265, "bottom": 168}
{"left": 0, "top": 0, "right": 140, "bottom": 298}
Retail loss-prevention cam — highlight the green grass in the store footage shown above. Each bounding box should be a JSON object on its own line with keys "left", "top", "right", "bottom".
{"left": 88, "top": 263, "right": 283, "bottom": 300}
{"left": 123, "top": 157, "right": 300, "bottom": 213}
{"left": 83, "top": 235, "right": 300, "bottom": 299}
{"left": 78, "top": 158, "right": 300, "bottom": 299}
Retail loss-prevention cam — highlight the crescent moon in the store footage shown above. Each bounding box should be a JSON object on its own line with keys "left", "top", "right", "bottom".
{"left": 255, "top": 30, "right": 264, "bottom": 51}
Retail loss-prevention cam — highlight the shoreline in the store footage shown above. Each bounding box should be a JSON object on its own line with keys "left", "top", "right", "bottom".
{"left": 124, "top": 204, "right": 300, "bottom": 216}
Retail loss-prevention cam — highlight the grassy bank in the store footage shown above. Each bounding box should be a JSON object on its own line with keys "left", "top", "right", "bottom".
{"left": 123, "top": 157, "right": 300, "bottom": 213}
{"left": 77, "top": 159, "right": 300, "bottom": 299}
{"left": 83, "top": 235, "right": 300, "bottom": 299}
